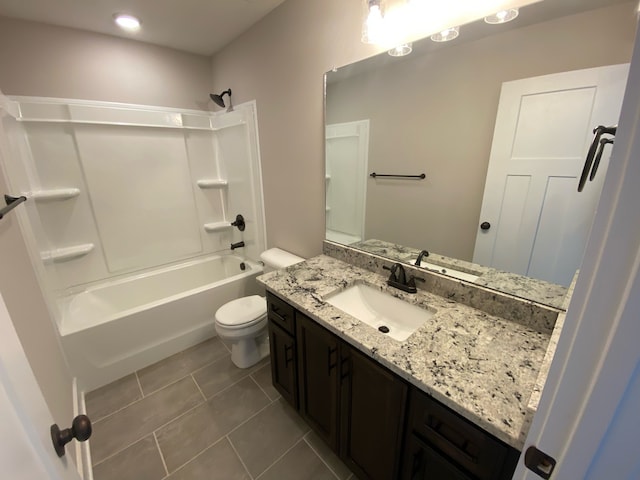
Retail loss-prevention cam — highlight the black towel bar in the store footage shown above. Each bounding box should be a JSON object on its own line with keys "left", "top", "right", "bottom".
{"left": 370, "top": 173, "right": 426, "bottom": 179}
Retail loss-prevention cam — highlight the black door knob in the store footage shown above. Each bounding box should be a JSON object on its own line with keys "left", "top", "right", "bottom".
{"left": 51, "top": 415, "right": 92, "bottom": 457}
{"left": 480, "top": 221, "right": 491, "bottom": 231}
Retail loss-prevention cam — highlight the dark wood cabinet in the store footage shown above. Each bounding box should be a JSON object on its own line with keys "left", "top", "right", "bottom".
{"left": 340, "top": 345, "right": 408, "bottom": 480}
{"left": 403, "top": 433, "right": 473, "bottom": 480}
{"left": 296, "top": 311, "right": 341, "bottom": 450}
{"left": 266, "top": 292, "right": 520, "bottom": 480}
{"left": 402, "top": 388, "right": 519, "bottom": 480}
{"left": 267, "top": 321, "right": 298, "bottom": 408}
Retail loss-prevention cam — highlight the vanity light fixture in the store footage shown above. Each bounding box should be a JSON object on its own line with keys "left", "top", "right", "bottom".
{"left": 430, "top": 26, "right": 459, "bottom": 42}
{"left": 388, "top": 43, "right": 412, "bottom": 57}
{"left": 114, "top": 14, "right": 141, "bottom": 32}
{"left": 484, "top": 8, "right": 519, "bottom": 24}
{"left": 362, "top": 0, "right": 385, "bottom": 44}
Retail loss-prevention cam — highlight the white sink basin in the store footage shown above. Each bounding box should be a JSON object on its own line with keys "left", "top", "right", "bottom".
{"left": 411, "top": 259, "right": 480, "bottom": 283}
{"left": 324, "top": 283, "right": 436, "bottom": 341}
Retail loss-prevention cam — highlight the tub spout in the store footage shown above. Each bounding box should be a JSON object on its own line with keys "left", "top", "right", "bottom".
{"left": 230, "top": 241, "right": 245, "bottom": 250}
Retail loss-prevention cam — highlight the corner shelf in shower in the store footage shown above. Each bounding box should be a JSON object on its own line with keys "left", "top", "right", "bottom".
{"left": 197, "top": 179, "right": 228, "bottom": 189}
{"left": 40, "top": 243, "right": 94, "bottom": 263}
{"left": 203, "top": 222, "right": 233, "bottom": 233}
{"left": 30, "top": 188, "right": 81, "bottom": 202}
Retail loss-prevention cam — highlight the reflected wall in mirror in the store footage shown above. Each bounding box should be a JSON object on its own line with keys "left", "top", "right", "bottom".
{"left": 325, "top": 0, "right": 637, "bottom": 307}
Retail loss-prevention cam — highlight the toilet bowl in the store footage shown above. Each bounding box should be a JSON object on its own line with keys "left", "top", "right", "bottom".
{"left": 215, "top": 248, "right": 304, "bottom": 368}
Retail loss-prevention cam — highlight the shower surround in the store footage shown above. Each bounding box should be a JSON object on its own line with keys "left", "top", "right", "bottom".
{"left": 0, "top": 96, "right": 266, "bottom": 390}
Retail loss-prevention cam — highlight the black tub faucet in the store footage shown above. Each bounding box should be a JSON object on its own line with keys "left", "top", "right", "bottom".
{"left": 415, "top": 250, "right": 430, "bottom": 266}
{"left": 230, "top": 241, "right": 245, "bottom": 250}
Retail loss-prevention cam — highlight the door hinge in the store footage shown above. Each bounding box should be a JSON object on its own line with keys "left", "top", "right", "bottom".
{"left": 524, "top": 445, "right": 557, "bottom": 479}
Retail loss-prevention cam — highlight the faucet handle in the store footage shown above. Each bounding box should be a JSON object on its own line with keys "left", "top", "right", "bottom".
{"left": 408, "top": 275, "right": 425, "bottom": 290}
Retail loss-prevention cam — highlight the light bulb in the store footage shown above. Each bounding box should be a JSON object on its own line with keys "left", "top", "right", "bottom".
{"left": 114, "top": 14, "right": 141, "bottom": 31}
{"left": 484, "top": 8, "right": 519, "bottom": 24}
{"left": 431, "top": 26, "right": 460, "bottom": 42}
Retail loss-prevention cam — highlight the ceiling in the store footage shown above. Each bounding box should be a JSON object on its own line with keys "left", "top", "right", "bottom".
{"left": 0, "top": 0, "right": 287, "bottom": 56}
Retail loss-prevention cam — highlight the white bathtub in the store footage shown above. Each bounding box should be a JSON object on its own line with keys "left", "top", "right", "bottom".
{"left": 59, "top": 254, "right": 263, "bottom": 391}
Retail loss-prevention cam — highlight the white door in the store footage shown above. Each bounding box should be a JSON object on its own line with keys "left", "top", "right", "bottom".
{"left": 515, "top": 23, "right": 640, "bottom": 478}
{"left": 0, "top": 292, "right": 81, "bottom": 480}
{"left": 473, "top": 64, "right": 628, "bottom": 285}
{"left": 325, "top": 120, "right": 369, "bottom": 244}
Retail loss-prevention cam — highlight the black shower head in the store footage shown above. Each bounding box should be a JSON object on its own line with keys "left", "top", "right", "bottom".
{"left": 209, "top": 89, "right": 232, "bottom": 109}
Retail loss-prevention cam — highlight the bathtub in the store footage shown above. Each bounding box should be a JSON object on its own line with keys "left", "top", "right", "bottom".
{"left": 58, "top": 254, "right": 263, "bottom": 391}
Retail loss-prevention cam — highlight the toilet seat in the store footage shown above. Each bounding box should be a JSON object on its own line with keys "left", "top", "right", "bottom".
{"left": 215, "top": 295, "right": 267, "bottom": 329}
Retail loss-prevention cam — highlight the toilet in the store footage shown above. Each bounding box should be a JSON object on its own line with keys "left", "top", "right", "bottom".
{"left": 215, "top": 248, "right": 304, "bottom": 368}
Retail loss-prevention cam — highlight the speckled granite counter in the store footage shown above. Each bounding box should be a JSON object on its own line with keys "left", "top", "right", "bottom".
{"left": 350, "top": 239, "right": 568, "bottom": 310}
{"left": 258, "top": 255, "right": 556, "bottom": 450}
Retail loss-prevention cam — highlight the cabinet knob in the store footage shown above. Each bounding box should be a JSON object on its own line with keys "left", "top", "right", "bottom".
{"left": 480, "top": 221, "right": 491, "bottom": 231}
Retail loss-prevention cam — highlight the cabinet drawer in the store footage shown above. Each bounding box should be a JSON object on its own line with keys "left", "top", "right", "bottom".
{"left": 408, "top": 389, "right": 508, "bottom": 480}
{"left": 266, "top": 292, "right": 295, "bottom": 334}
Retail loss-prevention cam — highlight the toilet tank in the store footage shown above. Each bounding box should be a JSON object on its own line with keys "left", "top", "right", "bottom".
{"left": 260, "top": 248, "right": 304, "bottom": 272}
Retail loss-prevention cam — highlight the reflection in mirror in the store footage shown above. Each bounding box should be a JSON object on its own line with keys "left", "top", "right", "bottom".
{"left": 325, "top": 0, "right": 636, "bottom": 309}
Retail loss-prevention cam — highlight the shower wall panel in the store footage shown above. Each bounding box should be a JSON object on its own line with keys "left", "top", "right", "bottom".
{"left": 1, "top": 97, "right": 266, "bottom": 297}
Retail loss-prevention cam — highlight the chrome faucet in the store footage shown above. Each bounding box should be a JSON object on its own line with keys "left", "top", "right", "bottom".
{"left": 383, "top": 263, "right": 424, "bottom": 294}
{"left": 414, "top": 250, "right": 430, "bottom": 266}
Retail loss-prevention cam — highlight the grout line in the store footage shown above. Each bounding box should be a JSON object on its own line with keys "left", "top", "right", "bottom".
{"left": 93, "top": 374, "right": 200, "bottom": 426}
{"left": 254, "top": 437, "right": 305, "bottom": 480}
{"left": 226, "top": 435, "right": 255, "bottom": 480}
{"left": 90, "top": 395, "right": 142, "bottom": 425}
{"left": 134, "top": 371, "right": 145, "bottom": 397}
{"left": 302, "top": 435, "right": 342, "bottom": 480}
{"left": 248, "top": 371, "right": 273, "bottom": 400}
{"left": 154, "top": 432, "right": 169, "bottom": 477}
{"left": 192, "top": 373, "right": 208, "bottom": 402}
{"left": 92, "top": 433, "right": 156, "bottom": 469}
{"left": 224, "top": 396, "right": 279, "bottom": 440}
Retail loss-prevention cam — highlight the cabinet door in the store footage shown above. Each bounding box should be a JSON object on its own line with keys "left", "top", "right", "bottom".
{"left": 340, "top": 346, "right": 408, "bottom": 480}
{"left": 268, "top": 321, "right": 297, "bottom": 409}
{"left": 296, "top": 312, "right": 340, "bottom": 450}
{"left": 403, "top": 434, "right": 473, "bottom": 480}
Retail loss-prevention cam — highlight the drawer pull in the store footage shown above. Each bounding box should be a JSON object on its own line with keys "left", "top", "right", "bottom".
{"left": 327, "top": 346, "right": 338, "bottom": 374}
{"left": 284, "top": 344, "right": 294, "bottom": 367}
{"left": 340, "top": 356, "right": 350, "bottom": 381}
{"left": 270, "top": 309, "right": 288, "bottom": 324}
{"left": 426, "top": 416, "right": 478, "bottom": 464}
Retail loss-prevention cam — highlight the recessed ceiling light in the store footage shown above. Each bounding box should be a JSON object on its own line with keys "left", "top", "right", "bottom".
{"left": 484, "top": 8, "right": 519, "bottom": 24}
{"left": 431, "top": 26, "right": 460, "bottom": 43}
{"left": 114, "top": 14, "right": 141, "bottom": 31}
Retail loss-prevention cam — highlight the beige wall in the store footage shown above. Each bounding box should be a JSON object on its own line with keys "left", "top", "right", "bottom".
{"left": 211, "top": 0, "right": 384, "bottom": 258}
{"left": 327, "top": 3, "right": 637, "bottom": 260}
{"left": 212, "top": 0, "right": 636, "bottom": 260}
{"left": 0, "top": 16, "right": 212, "bottom": 110}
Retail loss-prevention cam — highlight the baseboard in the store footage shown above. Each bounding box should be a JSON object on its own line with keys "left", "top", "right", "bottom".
{"left": 72, "top": 378, "right": 94, "bottom": 480}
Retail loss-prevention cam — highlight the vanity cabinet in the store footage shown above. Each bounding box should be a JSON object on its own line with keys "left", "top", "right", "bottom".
{"left": 402, "top": 388, "right": 519, "bottom": 480}
{"left": 340, "top": 343, "right": 408, "bottom": 480}
{"left": 267, "top": 294, "right": 298, "bottom": 408}
{"left": 266, "top": 292, "right": 519, "bottom": 480}
{"left": 296, "top": 311, "right": 341, "bottom": 450}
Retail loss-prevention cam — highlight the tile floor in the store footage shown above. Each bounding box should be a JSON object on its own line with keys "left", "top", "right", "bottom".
{"left": 86, "top": 337, "right": 356, "bottom": 480}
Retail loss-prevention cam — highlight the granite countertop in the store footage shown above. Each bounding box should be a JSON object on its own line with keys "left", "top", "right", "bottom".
{"left": 258, "top": 255, "right": 554, "bottom": 450}
{"left": 350, "top": 239, "right": 568, "bottom": 310}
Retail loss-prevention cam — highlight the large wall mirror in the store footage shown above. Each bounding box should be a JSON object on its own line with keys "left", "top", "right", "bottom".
{"left": 324, "top": 0, "right": 636, "bottom": 309}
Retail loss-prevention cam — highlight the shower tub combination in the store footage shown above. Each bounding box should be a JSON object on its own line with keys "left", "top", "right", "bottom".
{"left": 60, "top": 255, "right": 263, "bottom": 391}
{"left": 0, "top": 96, "right": 267, "bottom": 391}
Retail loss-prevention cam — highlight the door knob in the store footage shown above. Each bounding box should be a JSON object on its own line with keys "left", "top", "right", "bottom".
{"left": 480, "top": 221, "right": 491, "bottom": 230}
{"left": 51, "top": 414, "right": 92, "bottom": 457}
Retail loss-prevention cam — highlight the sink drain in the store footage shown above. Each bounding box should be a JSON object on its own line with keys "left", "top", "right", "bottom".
{"left": 378, "top": 326, "right": 390, "bottom": 334}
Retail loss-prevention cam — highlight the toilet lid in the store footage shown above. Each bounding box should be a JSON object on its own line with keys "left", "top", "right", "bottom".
{"left": 215, "top": 295, "right": 267, "bottom": 327}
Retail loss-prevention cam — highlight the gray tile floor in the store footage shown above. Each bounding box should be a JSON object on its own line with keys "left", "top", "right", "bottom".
{"left": 86, "top": 337, "right": 355, "bottom": 480}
